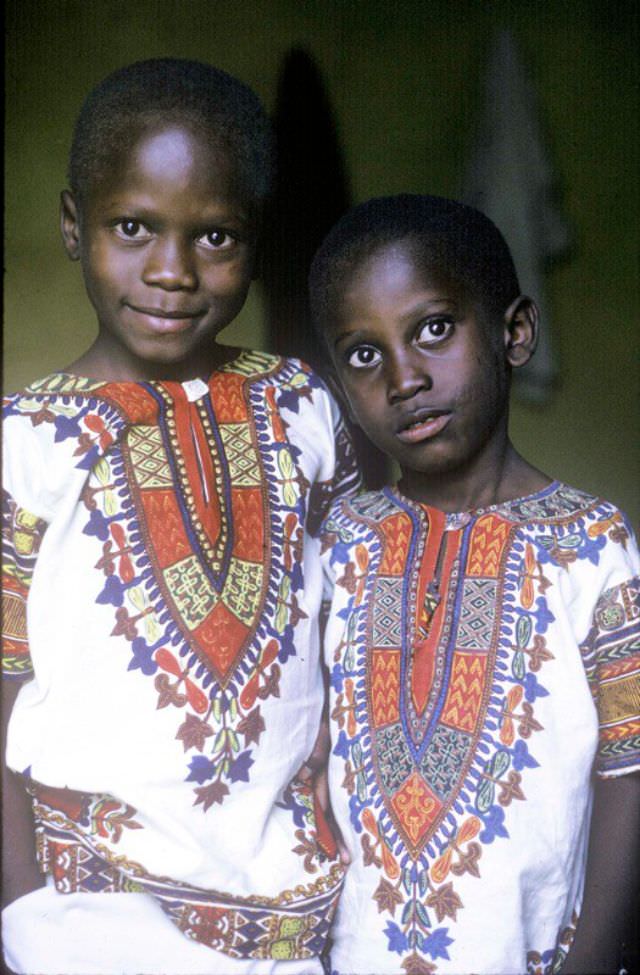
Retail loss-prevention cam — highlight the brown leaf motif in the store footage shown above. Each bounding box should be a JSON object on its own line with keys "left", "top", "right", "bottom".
{"left": 73, "top": 432, "right": 95, "bottom": 457}
{"left": 341, "top": 760, "right": 356, "bottom": 795}
{"left": 497, "top": 770, "right": 526, "bottom": 806}
{"left": 451, "top": 840, "right": 482, "bottom": 878}
{"left": 175, "top": 713, "right": 213, "bottom": 752}
{"left": 361, "top": 833, "right": 382, "bottom": 869}
{"left": 236, "top": 705, "right": 266, "bottom": 747}
{"left": 154, "top": 673, "right": 187, "bottom": 710}
{"left": 257, "top": 664, "right": 281, "bottom": 701}
{"left": 372, "top": 877, "right": 404, "bottom": 916}
{"left": 425, "top": 880, "right": 463, "bottom": 922}
{"left": 292, "top": 828, "right": 319, "bottom": 874}
{"left": 193, "top": 781, "right": 229, "bottom": 812}
{"left": 401, "top": 953, "right": 437, "bottom": 974}
{"left": 337, "top": 562, "right": 358, "bottom": 595}
{"left": 527, "top": 635, "right": 554, "bottom": 672}
{"left": 28, "top": 401, "right": 56, "bottom": 426}
{"left": 518, "top": 702, "right": 543, "bottom": 739}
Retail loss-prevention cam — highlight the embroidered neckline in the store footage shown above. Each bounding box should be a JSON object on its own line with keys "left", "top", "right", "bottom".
{"left": 386, "top": 479, "right": 562, "bottom": 522}
{"left": 26, "top": 350, "right": 272, "bottom": 395}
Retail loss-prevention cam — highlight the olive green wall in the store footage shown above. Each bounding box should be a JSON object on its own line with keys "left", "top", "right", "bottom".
{"left": 5, "top": 0, "right": 638, "bottom": 526}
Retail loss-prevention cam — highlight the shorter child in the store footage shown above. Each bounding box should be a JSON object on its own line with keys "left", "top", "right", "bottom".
{"left": 309, "top": 195, "right": 640, "bottom": 974}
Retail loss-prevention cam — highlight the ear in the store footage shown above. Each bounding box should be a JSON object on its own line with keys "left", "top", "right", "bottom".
{"left": 502, "top": 295, "right": 539, "bottom": 368}
{"left": 60, "top": 190, "right": 82, "bottom": 261}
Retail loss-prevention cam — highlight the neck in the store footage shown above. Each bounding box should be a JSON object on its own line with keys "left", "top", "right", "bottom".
{"left": 399, "top": 442, "right": 552, "bottom": 513}
{"left": 63, "top": 340, "right": 240, "bottom": 383}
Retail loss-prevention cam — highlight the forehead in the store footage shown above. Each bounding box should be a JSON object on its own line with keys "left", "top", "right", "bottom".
{"left": 341, "top": 240, "right": 468, "bottom": 316}
{"left": 86, "top": 120, "right": 241, "bottom": 201}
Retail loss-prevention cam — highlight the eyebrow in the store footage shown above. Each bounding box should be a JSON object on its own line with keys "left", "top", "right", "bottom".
{"left": 332, "top": 296, "right": 461, "bottom": 348}
{"left": 396, "top": 297, "right": 458, "bottom": 322}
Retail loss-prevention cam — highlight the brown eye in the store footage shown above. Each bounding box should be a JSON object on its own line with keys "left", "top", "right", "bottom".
{"left": 417, "top": 319, "right": 454, "bottom": 345}
{"left": 199, "top": 229, "right": 235, "bottom": 250}
{"left": 114, "top": 219, "right": 149, "bottom": 240}
{"left": 347, "top": 345, "right": 381, "bottom": 369}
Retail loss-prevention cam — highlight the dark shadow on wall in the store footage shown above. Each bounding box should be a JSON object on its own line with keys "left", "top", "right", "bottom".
{"left": 262, "top": 47, "right": 389, "bottom": 489}
{"left": 262, "top": 47, "right": 350, "bottom": 368}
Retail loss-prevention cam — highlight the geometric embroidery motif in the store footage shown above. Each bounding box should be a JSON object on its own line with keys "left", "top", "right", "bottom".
{"left": 419, "top": 724, "right": 472, "bottom": 799}
{"left": 391, "top": 772, "right": 441, "bottom": 847}
{"left": 127, "top": 426, "right": 173, "bottom": 488}
{"left": 221, "top": 559, "right": 263, "bottom": 625}
{"left": 370, "top": 651, "right": 401, "bottom": 727}
{"left": 372, "top": 577, "right": 404, "bottom": 647}
{"left": 323, "top": 482, "right": 639, "bottom": 971}
{"left": 163, "top": 555, "right": 217, "bottom": 630}
{"left": 375, "top": 723, "right": 415, "bottom": 794}
{"left": 36, "top": 821, "right": 343, "bottom": 961}
{"left": 457, "top": 578, "right": 497, "bottom": 649}
{"left": 220, "top": 423, "right": 261, "bottom": 486}
{"left": 440, "top": 652, "right": 488, "bottom": 733}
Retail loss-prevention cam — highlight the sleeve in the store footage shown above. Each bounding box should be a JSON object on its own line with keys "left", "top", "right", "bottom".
{"left": 2, "top": 489, "right": 48, "bottom": 681}
{"left": 306, "top": 387, "right": 362, "bottom": 537}
{"left": 579, "top": 525, "right": 640, "bottom": 777}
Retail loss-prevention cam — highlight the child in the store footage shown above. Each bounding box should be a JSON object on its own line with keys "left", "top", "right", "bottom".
{"left": 1, "top": 58, "right": 360, "bottom": 975}
{"left": 309, "top": 195, "right": 640, "bottom": 974}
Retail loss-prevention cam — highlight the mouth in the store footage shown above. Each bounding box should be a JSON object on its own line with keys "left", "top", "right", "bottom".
{"left": 395, "top": 408, "right": 452, "bottom": 444}
{"left": 126, "top": 304, "right": 203, "bottom": 333}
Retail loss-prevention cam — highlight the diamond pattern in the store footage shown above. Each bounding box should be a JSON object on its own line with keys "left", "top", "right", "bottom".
{"left": 457, "top": 578, "right": 497, "bottom": 649}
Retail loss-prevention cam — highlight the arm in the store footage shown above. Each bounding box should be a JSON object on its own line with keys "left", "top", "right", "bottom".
{"left": 562, "top": 772, "right": 640, "bottom": 974}
{"left": 301, "top": 708, "right": 349, "bottom": 866}
{"left": 1, "top": 679, "right": 44, "bottom": 909}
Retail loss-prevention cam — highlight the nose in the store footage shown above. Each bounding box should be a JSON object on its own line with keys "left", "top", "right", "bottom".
{"left": 142, "top": 236, "right": 197, "bottom": 291}
{"left": 386, "top": 347, "right": 432, "bottom": 402}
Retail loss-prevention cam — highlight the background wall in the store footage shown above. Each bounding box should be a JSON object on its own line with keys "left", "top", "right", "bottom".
{"left": 5, "top": 0, "right": 639, "bottom": 527}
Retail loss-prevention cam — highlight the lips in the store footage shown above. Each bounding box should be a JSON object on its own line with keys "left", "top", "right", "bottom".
{"left": 395, "top": 408, "right": 452, "bottom": 444}
{"left": 126, "top": 304, "right": 202, "bottom": 334}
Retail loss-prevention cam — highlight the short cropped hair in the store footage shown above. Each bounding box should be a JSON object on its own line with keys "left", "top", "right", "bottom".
{"left": 309, "top": 194, "right": 520, "bottom": 340}
{"left": 68, "top": 58, "right": 273, "bottom": 211}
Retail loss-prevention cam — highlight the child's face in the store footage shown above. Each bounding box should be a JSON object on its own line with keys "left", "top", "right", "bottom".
{"left": 61, "top": 122, "right": 256, "bottom": 380}
{"left": 327, "top": 240, "right": 514, "bottom": 497}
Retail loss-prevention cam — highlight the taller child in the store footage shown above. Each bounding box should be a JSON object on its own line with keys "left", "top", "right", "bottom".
{"left": 2, "top": 59, "right": 359, "bottom": 975}
{"left": 310, "top": 195, "right": 640, "bottom": 975}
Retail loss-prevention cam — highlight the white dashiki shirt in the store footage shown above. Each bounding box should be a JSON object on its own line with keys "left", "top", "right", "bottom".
{"left": 320, "top": 482, "right": 640, "bottom": 975}
{"left": 2, "top": 352, "right": 360, "bottom": 965}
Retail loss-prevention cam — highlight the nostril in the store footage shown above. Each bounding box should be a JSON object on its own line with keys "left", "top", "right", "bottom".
{"left": 142, "top": 242, "right": 197, "bottom": 290}
{"left": 388, "top": 375, "right": 432, "bottom": 403}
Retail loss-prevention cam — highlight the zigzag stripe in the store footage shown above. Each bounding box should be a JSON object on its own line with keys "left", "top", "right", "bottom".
{"left": 371, "top": 651, "right": 400, "bottom": 726}
{"left": 599, "top": 734, "right": 640, "bottom": 765}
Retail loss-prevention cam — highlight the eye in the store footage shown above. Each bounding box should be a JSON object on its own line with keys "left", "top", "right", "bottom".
{"left": 197, "top": 229, "right": 236, "bottom": 250}
{"left": 346, "top": 345, "right": 381, "bottom": 369}
{"left": 114, "top": 219, "right": 150, "bottom": 240}
{"left": 416, "top": 318, "right": 455, "bottom": 345}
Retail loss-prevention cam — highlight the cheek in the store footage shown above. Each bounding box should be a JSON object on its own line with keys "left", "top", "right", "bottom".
{"left": 343, "top": 385, "right": 387, "bottom": 435}
{"left": 85, "top": 246, "right": 131, "bottom": 291}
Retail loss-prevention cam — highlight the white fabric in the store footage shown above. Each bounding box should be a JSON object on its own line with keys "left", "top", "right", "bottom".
{"left": 2, "top": 355, "right": 359, "bottom": 970}
{"left": 2, "top": 884, "right": 323, "bottom": 974}
{"left": 321, "top": 482, "right": 639, "bottom": 974}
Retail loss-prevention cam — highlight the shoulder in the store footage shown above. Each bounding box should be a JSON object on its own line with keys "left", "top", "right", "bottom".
{"left": 502, "top": 482, "right": 637, "bottom": 553}
{"left": 511, "top": 483, "right": 639, "bottom": 619}
{"left": 224, "top": 350, "right": 327, "bottom": 389}
{"left": 321, "top": 489, "right": 398, "bottom": 552}
{"left": 225, "top": 351, "right": 335, "bottom": 411}
{"left": 2, "top": 374, "right": 126, "bottom": 517}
